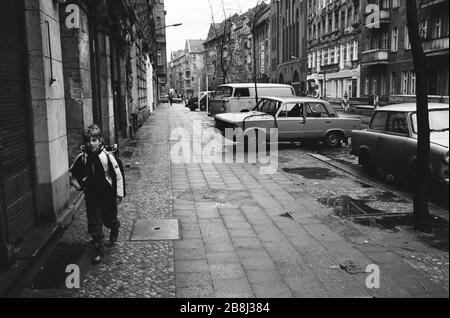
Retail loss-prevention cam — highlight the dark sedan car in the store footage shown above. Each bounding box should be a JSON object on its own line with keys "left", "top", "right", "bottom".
{"left": 187, "top": 92, "right": 213, "bottom": 111}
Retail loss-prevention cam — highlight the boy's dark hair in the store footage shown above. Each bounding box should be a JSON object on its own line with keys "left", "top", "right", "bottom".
{"left": 82, "top": 124, "right": 104, "bottom": 144}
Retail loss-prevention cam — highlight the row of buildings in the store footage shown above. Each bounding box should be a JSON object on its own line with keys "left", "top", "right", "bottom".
{"left": 168, "top": 0, "right": 449, "bottom": 104}
{"left": 0, "top": 0, "right": 168, "bottom": 268}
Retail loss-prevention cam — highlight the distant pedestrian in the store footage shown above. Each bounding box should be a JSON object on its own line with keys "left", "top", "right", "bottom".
{"left": 342, "top": 91, "right": 350, "bottom": 112}
{"left": 168, "top": 91, "right": 174, "bottom": 106}
{"left": 70, "top": 124, "right": 125, "bottom": 264}
{"left": 373, "top": 94, "right": 379, "bottom": 110}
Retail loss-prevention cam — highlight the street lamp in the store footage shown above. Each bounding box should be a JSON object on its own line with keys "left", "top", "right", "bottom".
{"left": 155, "top": 23, "right": 183, "bottom": 32}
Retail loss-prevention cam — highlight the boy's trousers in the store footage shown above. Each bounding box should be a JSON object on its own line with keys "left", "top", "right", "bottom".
{"left": 85, "top": 186, "right": 120, "bottom": 241}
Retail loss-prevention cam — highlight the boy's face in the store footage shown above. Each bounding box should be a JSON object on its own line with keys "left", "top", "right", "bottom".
{"left": 85, "top": 137, "right": 102, "bottom": 153}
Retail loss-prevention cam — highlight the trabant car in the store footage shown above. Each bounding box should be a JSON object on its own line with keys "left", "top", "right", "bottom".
{"left": 351, "top": 103, "right": 449, "bottom": 185}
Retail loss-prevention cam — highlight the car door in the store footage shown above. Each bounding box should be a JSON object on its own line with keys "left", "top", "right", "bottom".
{"left": 379, "top": 112, "right": 408, "bottom": 174}
{"left": 367, "top": 111, "right": 390, "bottom": 167}
{"left": 302, "top": 102, "right": 333, "bottom": 139}
{"left": 276, "top": 102, "right": 307, "bottom": 141}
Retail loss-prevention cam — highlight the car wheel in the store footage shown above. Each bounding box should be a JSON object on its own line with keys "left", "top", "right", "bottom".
{"left": 324, "top": 132, "right": 343, "bottom": 148}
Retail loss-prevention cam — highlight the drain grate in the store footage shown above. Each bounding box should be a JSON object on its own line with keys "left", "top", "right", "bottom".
{"left": 29, "top": 243, "right": 86, "bottom": 290}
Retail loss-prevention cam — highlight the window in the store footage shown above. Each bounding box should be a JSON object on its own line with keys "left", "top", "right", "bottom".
{"left": 410, "top": 72, "right": 416, "bottom": 95}
{"left": 157, "top": 51, "right": 162, "bottom": 65}
{"left": 402, "top": 71, "right": 408, "bottom": 95}
{"left": 381, "top": 73, "right": 387, "bottom": 95}
{"left": 353, "top": 41, "right": 358, "bottom": 61}
{"left": 391, "top": 72, "right": 397, "bottom": 94}
{"left": 365, "top": 75, "right": 369, "bottom": 95}
{"left": 234, "top": 88, "right": 250, "bottom": 97}
{"left": 278, "top": 103, "right": 303, "bottom": 118}
{"left": 306, "top": 103, "right": 330, "bottom": 117}
{"left": 381, "top": 31, "right": 389, "bottom": 49}
{"left": 372, "top": 76, "right": 378, "bottom": 95}
{"left": 350, "top": 42, "right": 354, "bottom": 61}
{"left": 369, "top": 112, "right": 388, "bottom": 131}
{"left": 391, "top": 28, "right": 398, "bottom": 52}
{"left": 434, "top": 17, "right": 442, "bottom": 38}
{"left": 365, "top": 35, "right": 371, "bottom": 51}
{"left": 404, "top": 26, "right": 411, "bottom": 50}
{"left": 420, "top": 20, "right": 428, "bottom": 39}
{"left": 392, "top": 0, "right": 399, "bottom": 8}
{"left": 387, "top": 113, "right": 409, "bottom": 135}
{"left": 347, "top": 7, "right": 353, "bottom": 27}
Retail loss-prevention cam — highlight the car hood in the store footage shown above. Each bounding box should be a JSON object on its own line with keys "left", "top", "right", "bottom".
{"left": 215, "top": 111, "right": 270, "bottom": 123}
{"left": 430, "top": 131, "right": 449, "bottom": 148}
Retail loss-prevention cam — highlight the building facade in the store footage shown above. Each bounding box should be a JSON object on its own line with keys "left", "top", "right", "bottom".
{"left": 153, "top": 0, "right": 168, "bottom": 100}
{"left": 253, "top": 3, "right": 272, "bottom": 83}
{"left": 269, "top": 0, "right": 308, "bottom": 96}
{"left": 307, "top": 0, "right": 362, "bottom": 101}
{"left": 168, "top": 50, "right": 185, "bottom": 94}
{"left": 360, "top": 0, "right": 449, "bottom": 104}
{"left": 0, "top": 0, "right": 157, "bottom": 268}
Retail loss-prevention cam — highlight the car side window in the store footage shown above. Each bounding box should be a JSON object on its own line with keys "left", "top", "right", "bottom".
{"left": 306, "top": 103, "right": 329, "bottom": 117}
{"left": 369, "top": 112, "right": 389, "bottom": 131}
{"left": 386, "top": 112, "right": 409, "bottom": 135}
{"left": 278, "top": 103, "right": 304, "bottom": 118}
{"left": 234, "top": 88, "right": 250, "bottom": 97}
{"left": 278, "top": 104, "right": 289, "bottom": 118}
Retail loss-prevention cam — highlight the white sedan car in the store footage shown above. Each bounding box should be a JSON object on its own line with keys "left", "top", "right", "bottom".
{"left": 215, "top": 97, "right": 361, "bottom": 147}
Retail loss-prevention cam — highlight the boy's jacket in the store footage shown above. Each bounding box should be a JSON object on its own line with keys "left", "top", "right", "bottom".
{"left": 70, "top": 148, "right": 125, "bottom": 198}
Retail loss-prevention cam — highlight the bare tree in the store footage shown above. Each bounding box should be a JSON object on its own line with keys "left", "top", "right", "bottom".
{"left": 207, "top": 0, "right": 234, "bottom": 84}
{"left": 406, "top": 0, "right": 431, "bottom": 232}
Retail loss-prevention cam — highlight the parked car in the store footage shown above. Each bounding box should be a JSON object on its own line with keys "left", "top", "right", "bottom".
{"left": 160, "top": 94, "right": 169, "bottom": 103}
{"left": 215, "top": 96, "right": 361, "bottom": 147}
{"left": 208, "top": 83, "right": 296, "bottom": 117}
{"left": 187, "top": 91, "right": 213, "bottom": 111}
{"left": 351, "top": 103, "right": 449, "bottom": 185}
{"left": 173, "top": 95, "right": 183, "bottom": 104}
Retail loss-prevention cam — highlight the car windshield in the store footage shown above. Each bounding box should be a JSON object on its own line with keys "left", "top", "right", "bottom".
{"left": 252, "top": 99, "right": 280, "bottom": 116}
{"left": 214, "top": 86, "right": 233, "bottom": 98}
{"left": 411, "top": 109, "right": 449, "bottom": 134}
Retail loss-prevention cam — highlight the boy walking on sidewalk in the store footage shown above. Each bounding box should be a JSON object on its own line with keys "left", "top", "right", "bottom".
{"left": 70, "top": 125, "right": 125, "bottom": 264}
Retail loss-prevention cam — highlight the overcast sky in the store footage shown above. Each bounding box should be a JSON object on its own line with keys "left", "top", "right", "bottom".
{"left": 165, "top": 0, "right": 266, "bottom": 61}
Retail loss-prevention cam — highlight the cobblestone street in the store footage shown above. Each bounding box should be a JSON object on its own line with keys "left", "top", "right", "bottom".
{"left": 22, "top": 103, "right": 448, "bottom": 298}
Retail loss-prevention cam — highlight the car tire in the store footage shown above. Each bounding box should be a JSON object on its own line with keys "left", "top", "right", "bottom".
{"left": 324, "top": 132, "right": 343, "bottom": 148}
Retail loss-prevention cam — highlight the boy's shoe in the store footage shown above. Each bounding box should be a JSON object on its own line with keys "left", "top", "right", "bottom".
{"left": 110, "top": 228, "right": 119, "bottom": 243}
{"left": 92, "top": 253, "right": 103, "bottom": 265}
{"left": 92, "top": 241, "right": 104, "bottom": 265}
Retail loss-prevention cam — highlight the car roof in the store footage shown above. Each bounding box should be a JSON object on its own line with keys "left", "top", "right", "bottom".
{"left": 258, "top": 96, "right": 329, "bottom": 103}
{"left": 217, "top": 83, "right": 294, "bottom": 88}
{"left": 377, "top": 103, "right": 449, "bottom": 112}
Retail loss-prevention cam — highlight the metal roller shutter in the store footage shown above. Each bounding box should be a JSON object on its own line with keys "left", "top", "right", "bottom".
{"left": 0, "top": 0, "right": 36, "bottom": 243}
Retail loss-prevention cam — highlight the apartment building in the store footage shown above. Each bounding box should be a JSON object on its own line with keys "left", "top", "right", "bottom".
{"left": 307, "top": 0, "right": 361, "bottom": 100}
{"left": 269, "top": 0, "right": 308, "bottom": 96}
{"left": 360, "top": 0, "right": 449, "bottom": 103}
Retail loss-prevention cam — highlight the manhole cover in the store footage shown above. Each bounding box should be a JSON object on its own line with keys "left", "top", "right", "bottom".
{"left": 29, "top": 243, "right": 85, "bottom": 290}
{"left": 130, "top": 219, "right": 180, "bottom": 241}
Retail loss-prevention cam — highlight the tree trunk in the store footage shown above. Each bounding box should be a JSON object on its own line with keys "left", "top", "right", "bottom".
{"left": 406, "top": 0, "right": 431, "bottom": 232}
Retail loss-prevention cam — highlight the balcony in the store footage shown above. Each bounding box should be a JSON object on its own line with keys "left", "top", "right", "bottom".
{"left": 365, "top": 9, "right": 390, "bottom": 28}
{"left": 361, "top": 49, "right": 389, "bottom": 65}
{"left": 422, "top": 36, "right": 449, "bottom": 56}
